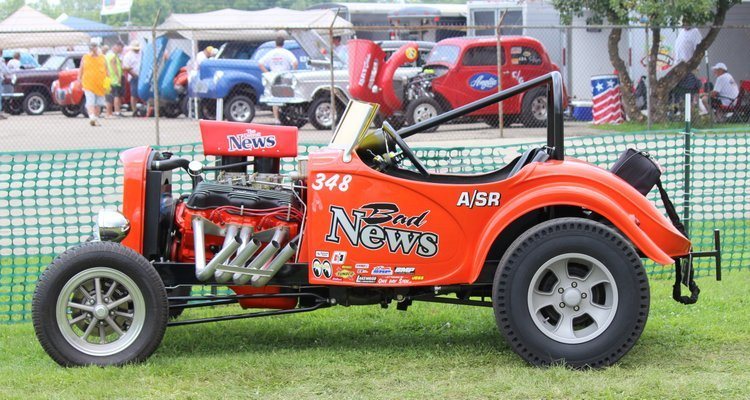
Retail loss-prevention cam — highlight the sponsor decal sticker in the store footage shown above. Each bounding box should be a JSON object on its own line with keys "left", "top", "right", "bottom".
{"left": 325, "top": 203, "right": 439, "bottom": 257}
{"left": 405, "top": 47, "right": 418, "bottom": 62}
{"left": 332, "top": 251, "right": 347, "bottom": 264}
{"left": 336, "top": 270, "right": 355, "bottom": 279}
{"left": 394, "top": 267, "right": 415, "bottom": 274}
{"left": 312, "top": 259, "right": 332, "bottom": 279}
{"left": 468, "top": 73, "right": 498, "bottom": 91}
{"left": 356, "top": 275, "right": 377, "bottom": 284}
{"left": 457, "top": 190, "right": 501, "bottom": 208}
{"left": 412, "top": 275, "right": 425, "bottom": 281}
{"left": 355, "top": 263, "right": 370, "bottom": 269}
{"left": 227, "top": 128, "right": 277, "bottom": 152}
{"left": 372, "top": 266, "right": 393, "bottom": 276}
{"left": 315, "top": 250, "right": 330, "bottom": 258}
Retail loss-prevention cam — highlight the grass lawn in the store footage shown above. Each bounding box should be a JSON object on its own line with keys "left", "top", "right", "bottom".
{"left": 590, "top": 120, "right": 747, "bottom": 133}
{"left": 1, "top": 272, "right": 748, "bottom": 399}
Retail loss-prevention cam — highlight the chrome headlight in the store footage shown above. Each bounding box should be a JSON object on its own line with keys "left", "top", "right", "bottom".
{"left": 92, "top": 209, "right": 130, "bottom": 243}
{"left": 212, "top": 70, "right": 224, "bottom": 84}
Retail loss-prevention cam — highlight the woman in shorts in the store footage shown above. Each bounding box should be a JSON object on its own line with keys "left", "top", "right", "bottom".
{"left": 78, "top": 42, "right": 109, "bottom": 126}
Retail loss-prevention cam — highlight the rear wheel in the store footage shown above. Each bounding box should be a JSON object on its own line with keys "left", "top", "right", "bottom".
{"left": 224, "top": 95, "right": 256, "bottom": 123}
{"left": 24, "top": 91, "right": 48, "bottom": 115}
{"left": 520, "top": 88, "right": 548, "bottom": 127}
{"left": 6, "top": 99, "right": 23, "bottom": 115}
{"left": 32, "top": 241, "right": 168, "bottom": 367}
{"left": 493, "top": 218, "right": 649, "bottom": 368}
{"left": 199, "top": 99, "right": 217, "bottom": 120}
{"left": 405, "top": 96, "right": 442, "bottom": 133}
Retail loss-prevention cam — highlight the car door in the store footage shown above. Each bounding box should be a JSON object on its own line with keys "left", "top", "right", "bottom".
{"left": 442, "top": 44, "right": 506, "bottom": 114}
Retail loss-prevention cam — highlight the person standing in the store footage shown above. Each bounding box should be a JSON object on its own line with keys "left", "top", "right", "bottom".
{"left": 123, "top": 41, "right": 141, "bottom": 116}
{"left": 673, "top": 26, "right": 703, "bottom": 92}
{"left": 105, "top": 42, "right": 125, "bottom": 118}
{"left": 0, "top": 48, "right": 10, "bottom": 119}
{"left": 78, "top": 42, "right": 109, "bottom": 126}
{"left": 7, "top": 52, "right": 22, "bottom": 71}
{"left": 258, "top": 36, "right": 298, "bottom": 123}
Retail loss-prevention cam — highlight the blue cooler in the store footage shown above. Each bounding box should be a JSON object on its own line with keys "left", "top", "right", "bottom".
{"left": 571, "top": 100, "right": 593, "bottom": 121}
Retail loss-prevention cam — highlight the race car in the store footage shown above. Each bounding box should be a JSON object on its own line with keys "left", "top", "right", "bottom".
{"left": 32, "top": 71, "right": 718, "bottom": 368}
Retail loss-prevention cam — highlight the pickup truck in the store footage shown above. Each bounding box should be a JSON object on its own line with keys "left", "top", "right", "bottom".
{"left": 190, "top": 35, "right": 321, "bottom": 123}
{"left": 260, "top": 40, "right": 434, "bottom": 130}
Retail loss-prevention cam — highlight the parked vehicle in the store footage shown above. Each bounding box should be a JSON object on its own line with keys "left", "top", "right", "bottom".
{"left": 191, "top": 36, "right": 318, "bottom": 123}
{"left": 32, "top": 72, "right": 719, "bottom": 368}
{"left": 51, "top": 70, "right": 132, "bottom": 118}
{"left": 349, "top": 36, "right": 564, "bottom": 129}
{"left": 2, "top": 49, "right": 41, "bottom": 70}
{"left": 261, "top": 40, "right": 435, "bottom": 130}
{"left": 7, "top": 52, "right": 84, "bottom": 115}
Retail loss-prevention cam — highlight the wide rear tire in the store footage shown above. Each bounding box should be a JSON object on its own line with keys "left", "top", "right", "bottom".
{"left": 493, "top": 218, "right": 649, "bottom": 368}
{"left": 32, "top": 241, "right": 169, "bottom": 367}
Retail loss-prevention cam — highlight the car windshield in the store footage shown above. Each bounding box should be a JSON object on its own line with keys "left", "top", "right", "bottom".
{"left": 425, "top": 45, "right": 460, "bottom": 65}
{"left": 329, "top": 100, "right": 379, "bottom": 159}
{"left": 41, "top": 55, "right": 67, "bottom": 70}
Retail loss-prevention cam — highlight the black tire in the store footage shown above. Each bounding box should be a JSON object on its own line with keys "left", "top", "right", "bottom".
{"left": 279, "top": 106, "right": 307, "bottom": 128}
{"left": 6, "top": 99, "right": 23, "bottom": 115}
{"left": 23, "top": 91, "right": 48, "bottom": 115}
{"left": 61, "top": 105, "right": 81, "bottom": 118}
{"left": 520, "top": 87, "right": 548, "bottom": 127}
{"left": 224, "top": 95, "right": 256, "bottom": 123}
{"left": 32, "top": 241, "right": 169, "bottom": 367}
{"left": 493, "top": 218, "right": 649, "bottom": 368}
{"left": 405, "top": 96, "right": 442, "bottom": 133}
{"left": 199, "top": 99, "right": 216, "bottom": 120}
{"left": 161, "top": 102, "right": 182, "bottom": 118}
{"left": 308, "top": 96, "right": 343, "bottom": 130}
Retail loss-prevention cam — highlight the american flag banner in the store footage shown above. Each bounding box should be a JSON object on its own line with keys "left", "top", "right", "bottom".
{"left": 591, "top": 75, "right": 624, "bottom": 124}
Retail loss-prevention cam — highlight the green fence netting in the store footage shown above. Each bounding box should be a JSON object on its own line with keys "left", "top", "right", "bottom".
{"left": 1, "top": 130, "right": 748, "bottom": 322}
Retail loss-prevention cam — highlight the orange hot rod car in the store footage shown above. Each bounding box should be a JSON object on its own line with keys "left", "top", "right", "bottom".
{"left": 32, "top": 72, "right": 719, "bottom": 368}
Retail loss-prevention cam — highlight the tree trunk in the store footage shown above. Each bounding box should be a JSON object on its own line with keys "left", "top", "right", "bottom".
{"left": 607, "top": 27, "right": 645, "bottom": 122}
{"left": 647, "top": 27, "right": 670, "bottom": 123}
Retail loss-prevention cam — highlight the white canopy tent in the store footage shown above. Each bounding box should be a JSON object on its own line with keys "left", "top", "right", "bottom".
{"left": 0, "top": 6, "right": 90, "bottom": 48}
{"left": 157, "top": 7, "right": 354, "bottom": 42}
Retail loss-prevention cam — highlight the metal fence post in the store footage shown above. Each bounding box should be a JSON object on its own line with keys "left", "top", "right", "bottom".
{"left": 151, "top": 9, "right": 161, "bottom": 146}
{"left": 329, "top": 10, "right": 340, "bottom": 135}
{"left": 684, "top": 93, "right": 692, "bottom": 235}
{"left": 496, "top": 12, "right": 507, "bottom": 137}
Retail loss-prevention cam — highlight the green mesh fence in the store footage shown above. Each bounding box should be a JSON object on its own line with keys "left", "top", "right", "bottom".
{"left": 1, "top": 130, "right": 748, "bottom": 322}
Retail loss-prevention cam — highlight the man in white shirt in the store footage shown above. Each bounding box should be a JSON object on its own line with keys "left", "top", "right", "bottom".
{"left": 122, "top": 41, "right": 142, "bottom": 115}
{"left": 674, "top": 27, "right": 702, "bottom": 65}
{"left": 258, "top": 36, "right": 298, "bottom": 123}
{"left": 7, "top": 52, "right": 22, "bottom": 71}
{"left": 710, "top": 63, "right": 739, "bottom": 105}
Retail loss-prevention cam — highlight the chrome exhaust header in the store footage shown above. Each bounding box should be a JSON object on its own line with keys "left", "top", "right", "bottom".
{"left": 250, "top": 236, "right": 300, "bottom": 287}
{"left": 232, "top": 228, "right": 286, "bottom": 285}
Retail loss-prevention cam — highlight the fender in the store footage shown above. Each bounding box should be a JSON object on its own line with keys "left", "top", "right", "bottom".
{"left": 470, "top": 160, "right": 690, "bottom": 282}
{"left": 311, "top": 85, "right": 349, "bottom": 103}
{"left": 214, "top": 70, "right": 262, "bottom": 99}
{"left": 119, "top": 146, "right": 151, "bottom": 253}
{"left": 17, "top": 82, "right": 50, "bottom": 96}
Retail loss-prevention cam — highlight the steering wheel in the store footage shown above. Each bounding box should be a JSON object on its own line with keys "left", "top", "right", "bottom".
{"left": 381, "top": 121, "right": 430, "bottom": 177}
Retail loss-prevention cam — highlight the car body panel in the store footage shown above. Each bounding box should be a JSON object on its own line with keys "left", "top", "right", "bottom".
{"left": 302, "top": 148, "right": 689, "bottom": 287}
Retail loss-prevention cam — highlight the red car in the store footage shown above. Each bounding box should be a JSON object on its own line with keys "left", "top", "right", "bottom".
{"left": 350, "top": 36, "right": 564, "bottom": 128}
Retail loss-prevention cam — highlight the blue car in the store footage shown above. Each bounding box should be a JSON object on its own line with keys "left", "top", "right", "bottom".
{"left": 2, "top": 50, "right": 41, "bottom": 70}
{"left": 190, "top": 40, "right": 312, "bottom": 122}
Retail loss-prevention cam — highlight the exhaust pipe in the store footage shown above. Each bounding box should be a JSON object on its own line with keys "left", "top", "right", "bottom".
{"left": 193, "top": 218, "right": 242, "bottom": 281}
{"left": 215, "top": 226, "right": 253, "bottom": 283}
{"left": 233, "top": 228, "right": 287, "bottom": 285}
{"left": 251, "top": 236, "right": 299, "bottom": 287}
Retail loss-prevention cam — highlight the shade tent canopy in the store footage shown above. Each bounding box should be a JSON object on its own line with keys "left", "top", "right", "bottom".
{"left": 58, "top": 14, "right": 117, "bottom": 38}
{"left": 158, "top": 7, "right": 354, "bottom": 41}
{"left": 0, "top": 6, "right": 90, "bottom": 48}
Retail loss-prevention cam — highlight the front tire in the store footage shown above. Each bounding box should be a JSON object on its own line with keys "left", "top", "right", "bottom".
{"left": 520, "top": 88, "right": 548, "bottom": 127}
{"left": 405, "top": 96, "right": 442, "bottom": 133}
{"left": 493, "top": 218, "right": 649, "bottom": 368}
{"left": 279, "top": 106, "right": 307, "bottom": 128}
{"left": 308, "top": 96, "right": 342, "bottom": 130}
{"left": 32, "top": 241, "right": 169, "bottom": 367}
{"left": 224, "top": 95, "right": 256, "bottom": 123}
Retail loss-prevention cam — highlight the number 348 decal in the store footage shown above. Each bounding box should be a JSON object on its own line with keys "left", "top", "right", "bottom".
{"left": 311, "top": 173, "right": 352, "bottom": 192}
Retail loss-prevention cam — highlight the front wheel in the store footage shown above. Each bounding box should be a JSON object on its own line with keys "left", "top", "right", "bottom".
{"left": 308, "top": 96, "right": 342, "bottom": 130}
{"left": 32, "top": 241, "right": 169, "bottom": 367}
{"left": 493, "top": 218, "right": 649, "bottom": 368}
{"left": 224, "top": 95, "right": 256, "bottom": 123}
{"left": 520, "top": 88, "right": 548, "bottom": 127}
{"left": 405, "top": 96, "right": 442, "bottom": 133}
{"left": 24, "top": 91, "right": 48, "bottom": 115}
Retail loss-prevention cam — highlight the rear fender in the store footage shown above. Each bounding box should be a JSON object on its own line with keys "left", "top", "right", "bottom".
{"left": 471, "top": 164, "right": 690, "bottom": 282}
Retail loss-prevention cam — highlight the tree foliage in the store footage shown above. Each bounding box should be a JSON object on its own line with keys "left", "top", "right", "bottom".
{"left": 553, "top": 0, "right": 738, "bottom": 122}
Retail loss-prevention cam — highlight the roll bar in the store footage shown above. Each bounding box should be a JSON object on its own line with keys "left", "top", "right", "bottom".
{"left": 397, "top": 71, "right": 565, "bottom": 160}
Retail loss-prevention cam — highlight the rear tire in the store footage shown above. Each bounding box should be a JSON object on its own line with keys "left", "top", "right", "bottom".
{"left": 61, "top": 105, "right": 81, "bottom": 118}
{"left": 520, "top": 88, "right": 548, "bottom": 127}
{"left": 493, "top": 218, "right": 649, "bottom": 368}
{"left": 24, "top": 91, "right": 48, "bottom": 115}
{"left": 32, "top": 241, "right": 169, "bottom": 367}
{"left": 161, "top": 102, "right": 182, "bottom": 118}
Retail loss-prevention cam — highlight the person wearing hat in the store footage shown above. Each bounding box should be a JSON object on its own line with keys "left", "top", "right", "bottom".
{"left": 194, "top": 46, "right": 218, "bottom": 69}
{"left": 710, "top": 63, "right": 739, "bottom": 106}
{"left": 78, "top": 41, "right": 109, "bottom": 126}
{"left": 123, "top": 41, "right": 142, "bottom": 115}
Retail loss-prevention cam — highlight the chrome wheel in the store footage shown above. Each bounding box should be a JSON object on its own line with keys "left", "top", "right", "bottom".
{"left": 55, "top": 267, "right": 146, "bottom": 357}
{"left": 412, "top": 103, "right": 437, "bottom": 124}
{"left": 25, "top": 93, "right": 47, "bottom": 115}
{"left": 531, "top": 96, "right": 547, "bottom": 121}
{"left": 229, "top": 99, "right": 252, "bottom": 121}
{"left": 314, "top": 101, "right": 333, "bottom": 128}
{"left": 527, "top": 253, "right": 618, "bottom": 344}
